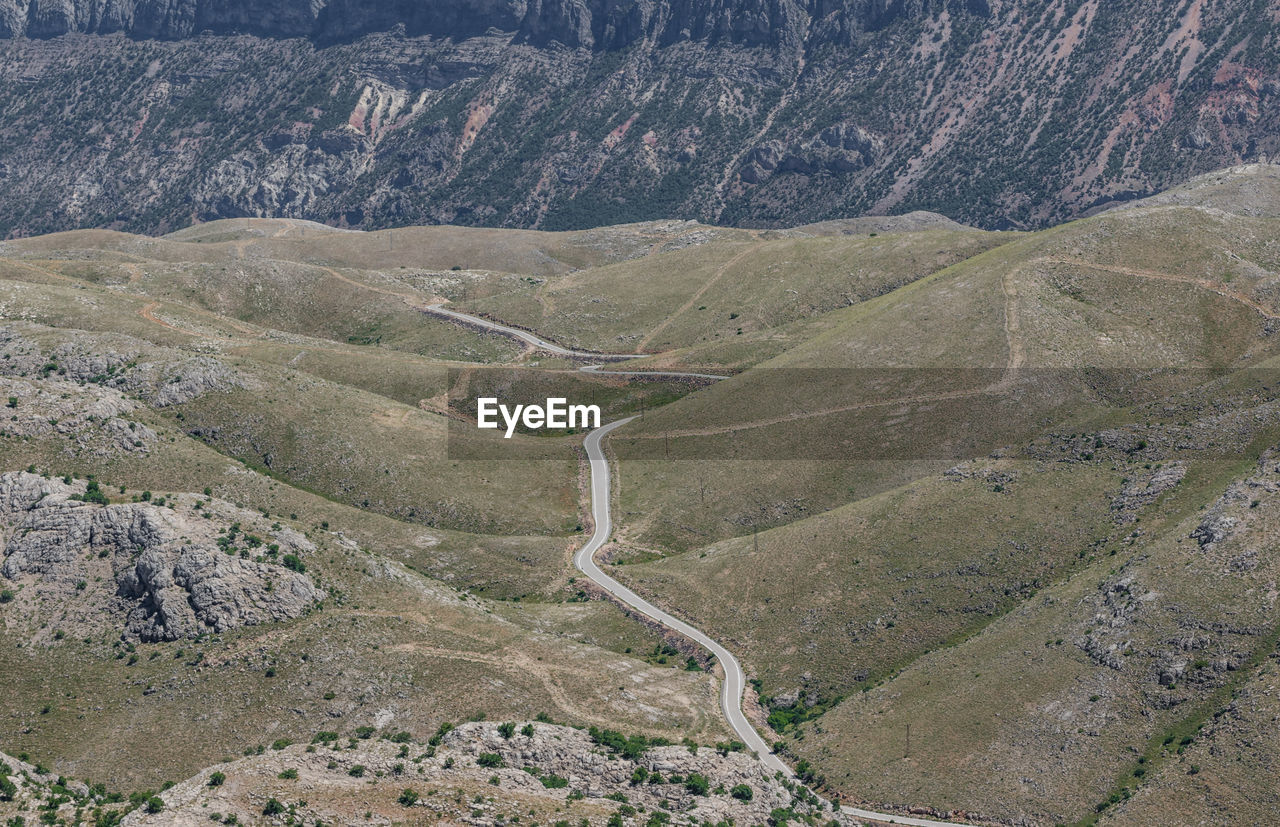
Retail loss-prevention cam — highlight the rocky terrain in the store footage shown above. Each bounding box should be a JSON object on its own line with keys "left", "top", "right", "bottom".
{"left": 0, "top": 471, "right": 322, "bottom": 642}
{"left": 3, "top": 0, "right": 1280, "bottom": 234}
{"left": 121, "top": 721, "right": 836, "bottom": 826}
{"left": 0, "top": 721, "right": 835, "bottom": 826}
{"left": 3, "top": 167, "right": 1280, "bottom": 824}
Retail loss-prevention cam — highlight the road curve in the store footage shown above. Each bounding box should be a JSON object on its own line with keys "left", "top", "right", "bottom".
{"left": 430, "top": 302, "right": 976, "bottom": 826}
{"left": 575, "top": 418, "right": 788, "bottom": 775}
{"left": 427, "top": 303, "right": 645, "bottom": 360}
{"left": 578, "top": 420, "right": 977, "bottom": 827}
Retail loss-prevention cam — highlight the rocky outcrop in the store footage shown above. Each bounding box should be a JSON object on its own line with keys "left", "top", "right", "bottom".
{"left": 741, "top": 123, "right": 883, "bottom": 183}
{"left": 123, "top": 721, "right": 838, "bottom": 826}
{"left": 1111, "top": 462, "right": 1186, "bottom": 524}
{"left": 0, "top": 326, "right": 256, "bottom": 408}
{"left": 0, "top": 472, "right": 321, "bottom": 641}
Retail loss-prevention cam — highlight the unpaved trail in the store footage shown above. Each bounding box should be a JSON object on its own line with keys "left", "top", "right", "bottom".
{"left": 320, "top": 266, "right": 440, "bottom": 309}
{"left": 1039, "top": 256, "right": 1280, "bottom": 319}
{"left": 636, "top": 242, "right": 764, "bottom": 351}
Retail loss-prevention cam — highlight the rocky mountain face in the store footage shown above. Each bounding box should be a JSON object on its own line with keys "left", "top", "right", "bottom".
{"left": 0, "top": 0, "right": 974, "bottom": 45}
{"left": 0, "top": 472, "right": 321, "bottom": 641}
{"left": 0, "top": 0, "right": 1277, "bottom": 234}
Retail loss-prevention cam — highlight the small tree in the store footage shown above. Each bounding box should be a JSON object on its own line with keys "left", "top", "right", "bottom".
{"left": 684, "top": 774, "right": 709, "bottom": 796}
{"left": 476, "top": 753, "right": 503, "bottom": 768}
{"left": 398, "top": 788, "right": 420, "bottom": 806}
{"left": 144, "top": 796, "right": 165, "bottom": 814}
{"left": 262, "top": 798, "right": 285, "bottom": 815}
{"left": 498, "top": 722, "right": 516, "bottom": 739}
{"left": 730, "top": 784, "right": 753, "bottom": 801}
{"left": 207, "top": 771, "right": 226, "bottom": 787}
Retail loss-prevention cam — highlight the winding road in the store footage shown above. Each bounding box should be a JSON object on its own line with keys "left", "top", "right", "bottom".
{"left": 429, "top": 301, "right": 977, "bottom": 827}
{"left": 577, "top": 418, "right": 787, "bottom": 775}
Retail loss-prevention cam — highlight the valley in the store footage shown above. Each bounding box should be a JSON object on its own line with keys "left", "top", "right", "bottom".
{"left": 2, "top": 164, "right": 1280, "bottom": 825}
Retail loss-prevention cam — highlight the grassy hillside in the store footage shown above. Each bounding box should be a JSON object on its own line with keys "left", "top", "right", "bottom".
{"left": 5, "top": 170, "right": 1280, "bottom": 824}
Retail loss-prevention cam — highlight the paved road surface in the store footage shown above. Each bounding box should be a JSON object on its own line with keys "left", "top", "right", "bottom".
{"left": 577, "top": 421, "right": 974, "bottom": 827}
{"left": 430, "top": 301, "right": 976, "bottom": 826}
{"left": 427, "top": 304, "right": 728, "bottom": 380}
{"left": 427, "top": 304, "right": 644, "bottom": 360}
{"left": 575, "top": 418, "right": 788, "bottom": 774}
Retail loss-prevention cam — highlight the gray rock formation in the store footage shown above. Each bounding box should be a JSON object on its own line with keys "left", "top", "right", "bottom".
{"left": 0, "top": 472, "right": 321, "bottom": 641}
{"left": 126, "top": 721, "right": 838, "bottom": 826}
{"left": 0, "top": 0, "right": 976, "bottom": 45}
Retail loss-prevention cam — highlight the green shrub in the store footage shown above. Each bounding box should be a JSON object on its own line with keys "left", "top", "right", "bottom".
{"left": 498, "top": 722, "right": 516, "bottom": 739}
{"left": 730, "top": 784, "right": 753, "bottom": 801}
{"left": 398, "top": 789, "right": 419, "bottom": 806}
{"left": 541, "top": 774, "right": 569, "bottom": 789}
{"left": 144, "top": 797, "right": 164, "bottom": 814}
{"left": 476, "top": 753, "right": 504, "bottom": 768}
{"left": 207, "top": 772, "right": 225, "bottom": 787}
{"left": 262, "top": 798, "right": 285, "bottom": 816}
{"left": 684, "top": 774, "right": 709, "bottom": 796}
{"left": 348, "top": 765, "right": 365, "bottom": 778}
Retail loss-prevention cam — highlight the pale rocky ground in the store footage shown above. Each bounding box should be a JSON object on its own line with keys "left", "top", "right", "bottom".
{"left": 0, "top": 471, "right": 322, "bottom": 643}
{"left": 118, "top": 722, "right": 836, "bottom": 826}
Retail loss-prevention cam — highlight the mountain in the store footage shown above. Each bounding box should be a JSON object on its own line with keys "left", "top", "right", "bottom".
{"left": 1, "top": 0, "right": 1279, "bottom": 236}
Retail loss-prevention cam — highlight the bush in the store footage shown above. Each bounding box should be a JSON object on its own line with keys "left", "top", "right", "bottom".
{"left": 521, "top": 723, "right": 535, "bottom": 737}
{"left": 0, "top": 775, "right": 16, "bottom": 801}
{"left": 684, "top": 773, "right": 709, "bottom": 796}
{"left": 476, "top": 753, "right": 504, "bottom": 768}
{"left": 278, "top": 769, "right": 297, "bottom": 780}
{"left": 398, "top": 788, "right": 419, "bottom": 806}
{"left": 207, "top": 772, "right": 225, "bottom": 787}
{"left": 0, "top": 590, "right": 13, "bottom": 604}
{"left": 348, "top": 765, "right": 365, "bottom": 778}
{"left": 144, "top": 797, "right": 165, "bottom": 814}
{"left": 354, "top": 726, "right": 376, "bottom": 739}
{"left": 498, "top": 722, "right": 516, "bottom": 739}
{"left": 281, "top": 554, "right": 305, "bottom": 573}
{"left": 730, "top": 784, "right": 753, "bottom": 801}
{"left": 262, "top": 798, "right": 285, "bottom": 816}
{"left": 587, "top": 727, "right": 650, "bottom": 760}
{"left": 271, "top": 739, "right": 292, "bottom": 751}
{"left": 428, "top": 722, "right": 454, "bottom": 746}
{"left": 541, "top": 774, "right": 569, "bottom": 789}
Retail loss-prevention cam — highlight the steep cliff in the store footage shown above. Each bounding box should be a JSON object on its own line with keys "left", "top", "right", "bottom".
{"left": 0, "top": 0, "right": 970, "bottom": 44}
{"left": 0, "top": 0, "right": 1276, "bottom": 234}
